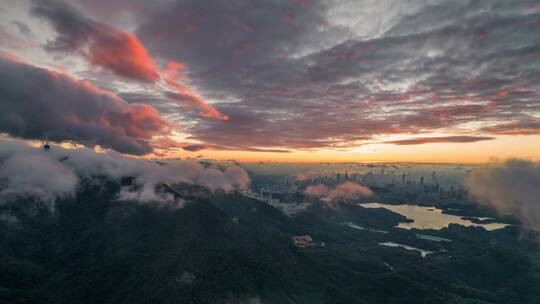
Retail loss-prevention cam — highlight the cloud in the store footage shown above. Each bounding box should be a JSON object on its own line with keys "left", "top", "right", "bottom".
{"left": 304, "top": 181, "right": 373, "bottom": 205}
{"left": 480, "top": 119, "right": 540, "bottom": 136}
{"left": 180, "top": 143, "right": 291, "bottom": 153}
{"left": 224, "top": 147, "right": 291, "bottom": 153}
{"left": 182, "top": 145, "right": 210, "bottom": 152}
{"left": 31, "top": 0, "right": 159, "bottom": 82}
{"left": 0, "top": 138, "right": 251, "bottom": 209}
{"left": 2, "top": 0, "right": 537, "bottom": 151}
{"left": 163, "top": 61, "right": 229, "bottom": 120}
{"left": 294, "top": 171, "right": 321, "bottom": 181}
{"left": 0, "top": 24, "right": 32, "bottom": 49}
{"left": 31, "top": 0, "right": 229, "bottom": 121}
{"left": 118, "top": 184, "right": 185, "bottom": 208}
{"left": 11, "top": 20, "right": 33, "bottom": 37}
{"left": 130, "top": 0, "right": 540, "bottom": 151}
{"left": 383, "top": 136, "right": 495, "bottom": 145}
{"left": 136, "top": 0, "right": 338, "bottom": 77}
{"left": 0, "top": 53, "right": 169, "bottom": 155}
{"left": 198, "top": 166, "right": 250, "bottom": 192}
{"left": 464, "top": 159, "right": 540, "bottom": 231}
{"left": 0, "top": 150, "right": 79, "bottom": 210}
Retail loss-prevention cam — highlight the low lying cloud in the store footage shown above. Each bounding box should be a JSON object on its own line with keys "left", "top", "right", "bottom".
{"left": 294, "top": 171, "right": 321, "bottom": 182}
{"left": 304, "top": 181, "right": 373, "bottom": 205}
{"left": 198, "top": 166, "right": 250, "bottom": 193}
{"left": 384, "top": 136, "right": 495, "bottom": 145}
{"left": 0, "top": 150, "right": 79, "bottom": 210}
{"left": 0, "top": 139, "right": 250, "bottom": 209}
{"left": 465, "top": 159, "right": 540, "bottom": 231}
{"left": 118, "top": 184, "right": 185, "bottom": 208}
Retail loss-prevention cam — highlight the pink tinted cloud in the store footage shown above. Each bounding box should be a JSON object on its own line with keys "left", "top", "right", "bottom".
{"left": 84, "top": 26, "right": 160, "bottom": 82}
{"left": 32, "top": 0, "right": 228, "bottom": 121}
{"left": 481, "top": 120, "right": 540, "bottom": 135}
{"left": 0, "top": 52, "right": 170, "bottom": 154}
{"left": 84, "top": 29, "right": 228, "bottom": 120}
{"left": 163, "top": 61, "right": 229, "bottom": 120}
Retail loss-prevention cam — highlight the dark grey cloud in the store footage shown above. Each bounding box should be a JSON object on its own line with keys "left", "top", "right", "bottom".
{"left": 0, "top": 55, "right": 169, "bottom": 155}
{"left": 10, "top": 20, "right": 32, "bottom": 37}
{"left": 31, "top": 0, "right": 230, "bottom": 121}
{"left": 129, "top": 0, "right": 540, "bottom": 150}
{"left": 181, "top": 144, "right": 290, "bottom": 153}
{"left": 137, "top": 0, "right": 342, "bottom": 76}
{"left": 6, "top": 0, "right": 540, "bottom": 151}
{"left": 480, "top": 119, "right": 540, "bottom": 135}
{"left": 182, "top": 145, "right": 210, "bottom": 152}
{"left": 383, "top": 136, "right": 495, "bottom": 145}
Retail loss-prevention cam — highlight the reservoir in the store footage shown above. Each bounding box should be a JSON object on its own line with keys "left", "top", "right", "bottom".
{"left": 361, "top": 203, "right": 509, "bottom": 231}
{"left": 379, "top": 242, "right": 433, "bottom": 257}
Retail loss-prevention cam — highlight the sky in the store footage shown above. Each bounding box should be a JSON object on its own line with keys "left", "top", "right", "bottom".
{"left": 0, "top": 0, "right": 539, "bottom": 163}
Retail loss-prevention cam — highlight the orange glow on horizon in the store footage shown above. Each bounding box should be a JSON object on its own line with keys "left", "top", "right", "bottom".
{"left": 147, "top": 135, "right": 540, "bottom": 164}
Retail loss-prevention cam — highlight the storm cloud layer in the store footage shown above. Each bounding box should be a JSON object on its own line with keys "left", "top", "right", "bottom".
{"left": 0, "top": 54, "right": 170, "bottom": 154}
{"left": 2, "top": 0, "right": 540, "bottom": 153}
{"left": 465, "top": 159, "right": 540, "bottom": 231}
{"left": 133, "top": 0, "right": 540, "bottom": 150}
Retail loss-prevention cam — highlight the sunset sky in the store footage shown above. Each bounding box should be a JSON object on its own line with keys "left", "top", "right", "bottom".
{"left": 1, "top": 0, "right": 539, "bottom": 163}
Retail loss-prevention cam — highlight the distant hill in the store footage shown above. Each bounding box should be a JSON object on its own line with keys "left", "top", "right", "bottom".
{"left": 0, "top": 177, "right": 538, "bottom": 304}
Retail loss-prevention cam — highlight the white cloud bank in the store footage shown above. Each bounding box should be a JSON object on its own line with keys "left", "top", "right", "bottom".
{"left": 304, "top": 181, "right": 373, "bottom": 205}
{"left": 465, "top": 159, "right": 540, "bottom": 232}
{"left": 0, "top": 139, "right": 250, "bottom": 209}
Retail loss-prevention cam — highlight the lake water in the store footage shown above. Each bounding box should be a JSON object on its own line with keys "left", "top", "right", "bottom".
{"left": 379, "top": 242, "right": 433, "bottom": 257}
{"left": 361, "top": 203, "right": 509, "bottom": 231}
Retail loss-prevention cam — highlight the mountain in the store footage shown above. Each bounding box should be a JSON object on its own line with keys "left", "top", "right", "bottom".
{"left": 1, "top": 177, "right": 539, "bottom": 304}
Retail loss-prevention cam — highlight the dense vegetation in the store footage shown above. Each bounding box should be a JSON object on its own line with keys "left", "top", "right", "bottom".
{"left": 1, "top": 178, "right": 539, "bottom": 304}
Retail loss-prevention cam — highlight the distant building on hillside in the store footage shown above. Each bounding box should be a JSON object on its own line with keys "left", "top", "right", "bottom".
{"left": 43, "top": 135, "right": 50, "bottom": 151}
{"left": 292, "top": 235, "right": 325, "bottom": 248}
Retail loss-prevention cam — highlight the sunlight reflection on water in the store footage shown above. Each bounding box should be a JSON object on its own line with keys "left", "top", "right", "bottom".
{"left": 361, "top": 203, "right": 509, "bottom": 231}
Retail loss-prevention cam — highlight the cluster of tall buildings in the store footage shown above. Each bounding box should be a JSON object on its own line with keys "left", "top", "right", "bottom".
{"left": 275, "top": 169, "right": 467, "bottom": 201}
{"left": 388, "top": 172, "right": 465, "bottom": 199}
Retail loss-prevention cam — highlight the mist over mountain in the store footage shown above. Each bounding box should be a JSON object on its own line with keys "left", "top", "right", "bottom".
{"left": 0, "top": 139, "right": 249, "bottom": 211}
{"left": 304, "top": 181, "right": 373, "bottom": 206}
{"left": 1, "top": 0, "right": 540, "bottom": 301}
{"left": 0, "top": 140, "right": 539, "bottom": 303}
{"left": 465, "top": 159, "right": 540, "bottom": 232}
